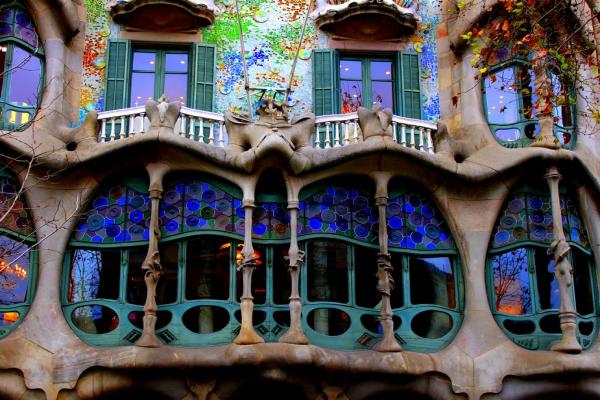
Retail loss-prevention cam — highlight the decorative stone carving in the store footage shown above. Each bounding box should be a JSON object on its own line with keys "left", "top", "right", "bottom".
{"left": 545, "top": 166, "right": 582, "bottom": 353}
{"left": 146, "top": 95, "right": 182, "bottom": 134}
{"left": 432, "top": 121, "right": 487, "bottom": 161}
{"left": 313, "top": 0, "right": 419, "bottom": 41}
{"left": 109, "top": 0, "right": 217, "bottom": 32}
{"left": 224, "top": 99, "right": 315, "bottom": 174}
{"left": 357, "top": 104, "right": 394, "bottom": 142}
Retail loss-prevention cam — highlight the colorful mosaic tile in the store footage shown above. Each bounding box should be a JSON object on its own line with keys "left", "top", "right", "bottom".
{"left": 253, "top": 202, "right": 290, "bottom": 240}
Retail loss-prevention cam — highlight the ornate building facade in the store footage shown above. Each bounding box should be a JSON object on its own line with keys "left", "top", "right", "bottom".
{"left": 0, "top": 0, "right": 599, "bottom": 399}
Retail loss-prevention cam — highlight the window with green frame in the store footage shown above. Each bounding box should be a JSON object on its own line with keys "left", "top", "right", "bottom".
{"left": 0, "top": 171, "right": 36, "bottom": 338}
{"left": 487, "top": 183, "right": 597, "bottom": 350}
{"left": 483, "top": 61, "right": 576, "bottom": 149}
{"left": 313, "top": 49, "right": 422, "bottom": 119}
{"left": 104, "top": 40, "right": 215, "bottom": 113}
{"left": 63, "top": 175, "right": 461, "bottom": 352}
{"left": 0, "top": 1, "right": 44, "bottom": 131}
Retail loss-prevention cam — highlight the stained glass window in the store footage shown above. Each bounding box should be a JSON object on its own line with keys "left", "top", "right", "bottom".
{"left": 160, "top": 180, "right": 244, "bottom": 237}
{"left": 253, "top": 202, "right": 290, "bottom": 240}
{"left": 73, "top": 183, "right": 150, "bottom": 244}
{"left": 387, "top": 191, "right": 454, "bottom": 251}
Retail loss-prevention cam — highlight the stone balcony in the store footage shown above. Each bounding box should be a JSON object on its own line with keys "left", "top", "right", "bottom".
{"left": 313, "top": 0, "right": 420, "bottom": 41}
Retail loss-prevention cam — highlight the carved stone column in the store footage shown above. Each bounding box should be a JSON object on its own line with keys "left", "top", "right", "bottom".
{"left": 530, "top": 57, "right": 560, "bottom": 149}
{"left": 545, "top": 166, "right": 582, "bottom": 353}
{"left": 373, "top": 188, "right": 402, "bottom": 352}
{"left": 136, "top": 187, "right": 164, "bottom": 348}
{"left": 234, "top": 200, "right": 264, "bottom": 344}
{"left": 279, "top": 200, "right": 309, "bottom": 344}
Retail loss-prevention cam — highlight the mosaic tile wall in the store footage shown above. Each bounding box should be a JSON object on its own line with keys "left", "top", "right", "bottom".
{"left": 78, "top": 0, "right": 441, "bottom": 122}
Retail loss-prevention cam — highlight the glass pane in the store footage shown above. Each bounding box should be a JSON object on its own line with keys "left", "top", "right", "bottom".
{"left": 0, "top": 46, "right": 5, "bottom": 96}
{"left": 534, "top": 247, "right": 559, "bottom": 310}
{"left": 340, "top": 60, "right": 362, "bottom": 80}
{"left": 182, "top": 306, "right": 230, "bottom": 334}
{"left": 272, "top": 244, "right": 290, "bottom": 305}
{"left": 551, "top": 73, "right": 573, "bottom": 127}
{"left": 371, "top": 61, "right": 392, "bottom": 80}
{"left": 411, "top": 310, "right": 453, "bottom": 339}
{"left": 519, "top": 65, "right": 537, "bottom": 119}
{"left": 236, "top": 244, "right": 266, "bottom": 304}
{"left": 186, "top": 237, "right": 230, "bottom": 301}
{"left": 307, "top": 308, "right": 351, "bottom": 336}
{"left": 165, "top": 53, "right": 188, "bottom": 72}
{"left": 14, "top": 10, "right": 37, "bottom": 48}
{"left": 495, "top": 128, "right": 521, "bottom": 142}
{"left": 71, "top": 305, "right": 119, "bottom": 334}
{"left": 158, "top": 241, "right": 178, "bottom": 303}
{"left": 371, "top": 81, "right": 393, "bottom": 110}
{"left": 130, "top": 72, "right": 155, "bottom": 107}
{"left": 132, "top": 52, "right": 156, "bottom": 72}
{"left": 390, "top": 252, "right": 404, "bottom": 308}
{"left": 68, "top": 249, "right": 120, "bottom": 302}
{"left": 341, "top": 80, "right": 363, "bottom": 113}
{"left": 355, "top": 246, "right": 379, "bottom": 308}
{"left": 7, "top": 47, "right": 41, "bottom": 107}
{"left": 0, "top": 235, "right": 30, "bottom": 305}
{"left": 0, "top": 9, "right": 14, "bottom": 38}
{"left": 491, "top": 248, "right": 531, "bottom": 315}
{"left": 409, "top": 256, "right": 455, "bottom": 308}
{"left": 573, "top": 249, "right": 594, "bottom": 316}
{"left": 484, "top": 68, "right": 519, "bottom": 124}
{"left": 0, "top": 311, "right": 19, "bottom": 327}
{"left": 127, "top": 247, "right": 176, "bottom": 305}
{"left": 307, "top": 241, "right": 349, "bottom": 303}
{"left": 164, "top": 73, "right": 188, "bottom": 105}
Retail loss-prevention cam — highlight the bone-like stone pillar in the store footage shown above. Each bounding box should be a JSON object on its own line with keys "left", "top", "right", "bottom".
{"left": 279, "top": 200, "right": 309, "bottom": 344}
{"left": 530, "top": 57, "right": 560, "bottom": 149}
{"left": 136, "top": 164, "right": 170, "bottom": 347}
{"left": 545, "top": 166, "right": 582, "bottom": 353}
{"left": 372, "top": 173, "right": 402, "bottom": 352}
{"left": 234, "top": 200, "right": 264, "bottom": 344}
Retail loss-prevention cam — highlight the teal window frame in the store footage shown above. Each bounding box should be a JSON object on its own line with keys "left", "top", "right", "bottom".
{"left": 0, "top": 1, "right": 44, "bottom": 132}
{"left": 486, "top": 185, "right": 598, "bottom": 351}
{"left": 482, "top": 60, "right": 577, "bottom": 149}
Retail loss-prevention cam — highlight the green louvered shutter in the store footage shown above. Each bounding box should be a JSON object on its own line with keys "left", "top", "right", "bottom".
{"left": 397, "top": 52, "right": 422, "bottom": 119}
{"left": 192, "top": 43, "right": 215, "bottom": 111}
{"left": 104, "top": 39, "right": 131, "bottom": 111}
{"left": 313, "top": 49, "right": 338, "bottom": 116}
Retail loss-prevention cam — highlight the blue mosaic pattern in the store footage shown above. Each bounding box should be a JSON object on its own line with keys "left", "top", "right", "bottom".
{"left": 492, "top": 191, "right": 589, "bottom": 249}
{"left": 160, "top": 180, "right": 244, "bottom": 237}
{"left": 253, "top": 202, "right": 290, "bottom": 240}
{"left": 0, "top": 6, "right": 39, "bottom": 49}
{"left": 74, "top": 184, "right": 150, "bottom": 243}
{"left": 299, "top": 186, "right": 377, "bottom": 243}
{"left": 387, "top": 192, "right": 454, "bottom": 250}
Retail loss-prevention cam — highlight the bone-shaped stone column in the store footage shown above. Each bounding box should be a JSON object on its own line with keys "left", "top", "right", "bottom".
{"left": 136, "top": 163, "right": 169, "bottom": 348}
{"left": 545, "top": 166, "right": 582, "bottom": 353}
{"left": 373, "top": 173, "right": 402, "bottom": 352}
{"left": 279, "top": 200, "right": 309, "bottom": 344}
{"left": 234, "top": 199, "right": 264, "bottom": 344}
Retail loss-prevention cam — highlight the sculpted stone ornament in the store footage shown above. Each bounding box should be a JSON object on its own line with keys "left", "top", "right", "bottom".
{"left": 545, "top": 167, "right": 582, "bottom": 353}
{"left": 432, "top": 121, "right": 487, "bottom": 161}
{"left": 357, "top": 104, "right": 393, "bottom": 142}
{"left": 530, "top": 58, "right": 561, "bottom": 150}
{"left": 146, "top": 95, "right": 181, "bottom": 134}
{"left": 224, "top": 99, "right": 315, "bottom": 174}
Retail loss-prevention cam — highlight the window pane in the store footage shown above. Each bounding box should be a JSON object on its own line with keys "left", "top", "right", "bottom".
{"left": 7, "top": 47, "right": 40, "bottom": 107}
{"left": 68, "top": 249, "right": 120, "bottom": 303}
{"left": 410, "top": 256, "right": 455, "bottom": 308}
{"left": 371, "top": 61, "right": 392, "bottom": 80}
{"left": 273, "top": 244, "right": 290, "bottom": 305}
{"left": 573, "top": 249, "right": 594, "bottom": 316}
{"left": 0, "top": 9, "right": 14, "bottom": 38}
{"left": 132, "top": 52, "right": 156, "bottom": 72}
{"left": 0, "top": 235, "right": 30, "bottom": 305}
{"left": 484, "top": 68, "right": 519, "bottom": 124}
{"left": 390, "top": 252, "right": 404, "bottom": 308}
{"left": 236, "top": 244, "right": 266, "bottom": 304}
{"left": 534, "top": 247, "right": 559, "bottom": 310}
{"left": 341, "top": 80, "right": 363, "bottom": 113}
{"left": 491, "top": 248, "right": 531, "bottom": 315}
{"left": 0, "top": 46, "right": 5, "bottom": 99}
{"left": 127, "top": 247, "right": 177, "bottom": 305}
{"left": 495, "top": 128, "right": 521, "bottom": 142}
{"left": 158, "top": 241, "right": 178, "bottom": 303}
{"left": 165, "top": 53, "right": 188, "bottom": 72}
{"left": 186, "top": 237, "right": 230, "bottom": 301}
{"left": 130, "top": 72, "right": 155, "bottom": 106}
{"left": 14, "top": 10, "right": 38, "bottom": 48}
{"left": 519, "top": 66, "right": 537, "bottom": 120}
{"left": 371, "top": 81, "right": 393, "bottom": 110}
{"left": 340, "top": 60, "right": 362, "bottom": 80}
{"left": 307, "top": 241, "right": 349, "bottom": 303}
{"left": 355, "top": 246, "right": 379, "bottom": 308}
{"left": 164, "top": 73, "right": 188, "bottom": 105}
{"left": 551, "top": 73, "right": 573, "bottom": 127}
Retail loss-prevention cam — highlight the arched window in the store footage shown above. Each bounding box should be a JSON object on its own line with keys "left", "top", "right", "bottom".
{"left": 298, "top": 179, "right": 461, "bottom": 352}
{"left": 0, "top": 171, "right": 35, "bottom": 338}
{"left": 487, "top": 183, "right": 597, "bottom": 350}
{"left": 483, "top": 61, "right": 575, "bottom": 148}
{"left": 0, "top": 1, "right": 43, "bottom": 130}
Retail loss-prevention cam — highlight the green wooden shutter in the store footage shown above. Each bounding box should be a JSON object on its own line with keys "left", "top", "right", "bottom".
{"left": 191, "top": 43, "right": 215, "bottom": 111}
{"left": 397, "top": 52, "right": 422, "bottom": 119}
{"left": 312, "top": 49, "right": 338, "bottom": 116}
{"left": 104, "top": 39, "right": 131, "bottom": 111}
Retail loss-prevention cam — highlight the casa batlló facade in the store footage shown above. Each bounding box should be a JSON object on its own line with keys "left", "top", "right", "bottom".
{"left": 0, "top": 0, "right": 599, "bottom": 399}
